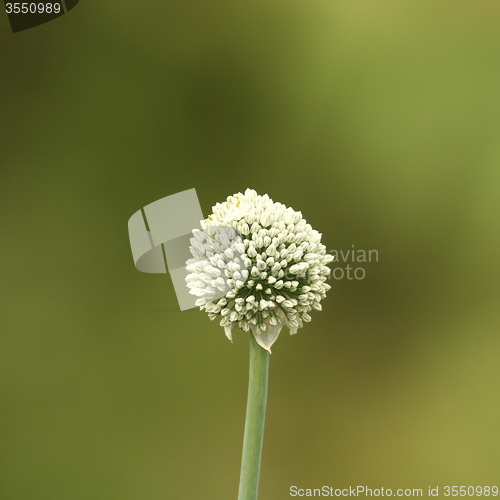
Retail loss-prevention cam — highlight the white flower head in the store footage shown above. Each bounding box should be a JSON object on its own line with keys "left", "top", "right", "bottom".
{"left": 185, "top": 189, "right": 334, "bottom": 353}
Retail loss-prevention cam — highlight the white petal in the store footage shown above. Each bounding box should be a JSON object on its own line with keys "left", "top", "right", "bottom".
{"left": 250, "top": 323, "right": 283, "bottom": 353}
{"left": 224, "top": 326, "right": 233, "bottom": 342}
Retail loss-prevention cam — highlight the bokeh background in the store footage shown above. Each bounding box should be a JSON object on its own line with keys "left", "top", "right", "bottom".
{"left": 1, "top": 1, "right": 499, "bottom": 499}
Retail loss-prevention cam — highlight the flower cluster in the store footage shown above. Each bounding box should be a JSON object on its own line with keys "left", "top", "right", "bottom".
{"left": 185, "top": 189, "right": 334, "bottom": 352}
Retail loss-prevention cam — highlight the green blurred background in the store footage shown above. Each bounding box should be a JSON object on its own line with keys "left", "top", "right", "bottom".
{"left": 1, "top": 1, "right": 499, "bottom": 499}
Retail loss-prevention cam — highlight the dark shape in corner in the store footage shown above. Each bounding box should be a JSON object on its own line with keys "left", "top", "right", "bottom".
{"left": 5, "top": 0, "right": 79, "bottom": 33}
{"left": 64, "top": 0, "right": 79, "bottom": 11}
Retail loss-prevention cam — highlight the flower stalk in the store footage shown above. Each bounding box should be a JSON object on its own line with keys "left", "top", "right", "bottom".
{"left": 237, "top": 333, "right": 270, "bottom": 500}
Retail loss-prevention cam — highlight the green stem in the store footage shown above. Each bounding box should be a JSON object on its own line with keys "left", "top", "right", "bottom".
{"left": 237, "top": 333, "right": 270, "bottom": 500}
